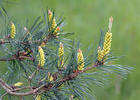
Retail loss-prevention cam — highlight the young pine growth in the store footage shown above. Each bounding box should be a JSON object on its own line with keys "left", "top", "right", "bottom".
{"left": 97, "top": 47, "right": 104, "bottom": 61}
{"left": 48, "top": 9, "right": 60, "bottom": 34}
{"left": 10, "top": 22, "right": 16, "bottom": 39}
{"left": 40, "top": 41, "right": 46, "bottom": 47}
{"left": 77, "top": 48, "right": 84, "bottom": 71}
{"left": 58, "top": 42, "right": 64, "bottom": 69}
{"left": 48, "top": 9, "right": 53, "bottom": 22}
{"left": 102, "top": 32, "right": 112, "bottom": 55}
{"left": 14, "top": 82, "right": 23, "bottom": 87}
{"left": 97, "top": 16, "right": 113, "bottom": 62}
{"left": 38, "top": 46, "right": 45, "bottom": 67}
{"left": 48, "top": 72, "right": 53, "bottom": 82}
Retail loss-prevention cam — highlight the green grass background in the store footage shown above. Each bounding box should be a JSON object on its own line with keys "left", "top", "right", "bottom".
{"left": 0, "top": 0, "right": 140, "bottom": 100}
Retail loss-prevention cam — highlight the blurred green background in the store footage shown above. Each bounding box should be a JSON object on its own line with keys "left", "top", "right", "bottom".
{"left": 0, "top": 0, "right": 140, "bottom": 100}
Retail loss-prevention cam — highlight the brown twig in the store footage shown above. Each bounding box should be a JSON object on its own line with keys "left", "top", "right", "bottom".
{"left": 0, "top": 64, "right": 97, "bottom": 97}
{"left": 0, "top": 92, "right": 7, "bottom": 100}
{"left": 14, "top": 86, "right": 31, "bottom": 91}
{"left": 0, "top": 56, "right": 34, "bottom": 61}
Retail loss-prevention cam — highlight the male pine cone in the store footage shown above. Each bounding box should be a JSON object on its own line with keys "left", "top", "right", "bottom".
{"left": 58, "top": 42, "right": 64, "bottom": 68}
{"left": 38, "top": 46, "right": 45, "bottom": 67}
{"left": 14, "top": 82, "right": 23, "bottom": 87}
{"left": 77, "top": 48, "right": 84, "bottom": 71}
{"left": 48, "top": 9, "right": 59, "bottom": 34}
{"left": 10, "top": 22, "right": 16, "bottom": 39}
{"left": 97, "top": 16, "right": 113, "bottom": 61}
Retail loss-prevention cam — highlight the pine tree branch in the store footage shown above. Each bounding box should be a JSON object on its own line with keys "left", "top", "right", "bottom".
{"left": 0, "top": 64, "right": 97, "bottom": 97}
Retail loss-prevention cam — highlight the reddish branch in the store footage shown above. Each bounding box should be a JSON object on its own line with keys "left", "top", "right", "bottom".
{"left": 0, "top": 64, "right": 97, "bottom": 99}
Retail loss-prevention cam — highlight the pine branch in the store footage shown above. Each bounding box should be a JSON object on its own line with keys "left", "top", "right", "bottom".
{"left": 0, "top": 9, "right": 132, "bottom": 100}
{"left": 0, "top": 64, "right": 97, "bottom": 97}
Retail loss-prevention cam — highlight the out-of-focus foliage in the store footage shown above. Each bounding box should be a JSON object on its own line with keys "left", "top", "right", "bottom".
{"left": 0, "top": 0, "right": 139, "bottom": 100}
